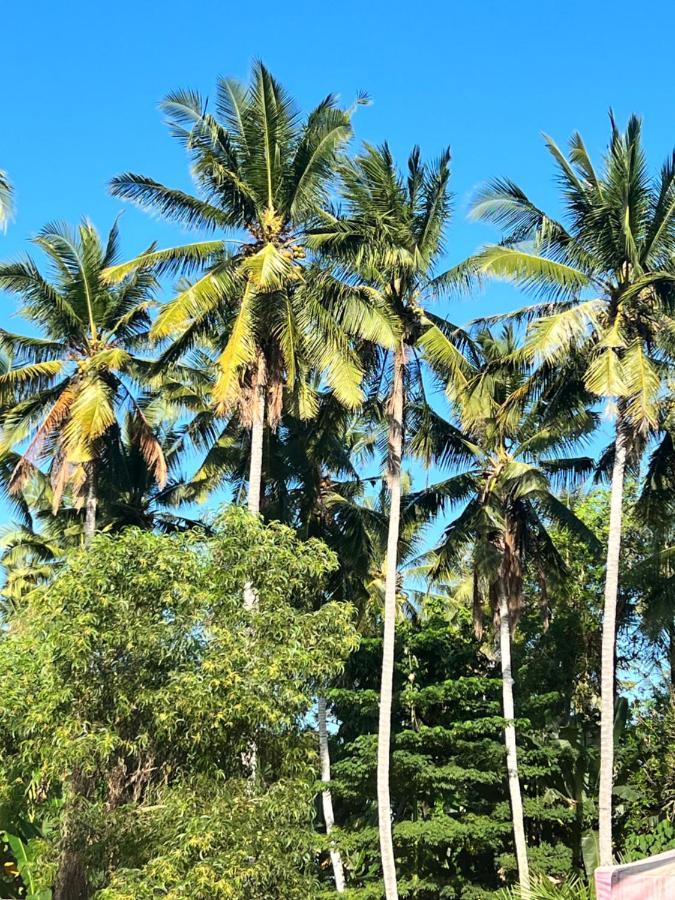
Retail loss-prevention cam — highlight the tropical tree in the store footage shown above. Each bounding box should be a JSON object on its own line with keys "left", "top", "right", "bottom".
{"left": 107, "top": 62, "right": 378, "bottom": 516}
{"left": 0, "top": 219, "right": 167, "bottom": 545}
{"left": 0, "top": 407, "right": 205, "bottom": 612}
{"left": 0, "top": 170, "right": 13, "bottom": 232}
{"left": 310, "top": 142, "right": 472, "bottom": 898}
{"left": 421, "top": 328, "right": 600, "bottom": 893}
{"left": 470, "top": 114, "right": 675, "bottom": 865}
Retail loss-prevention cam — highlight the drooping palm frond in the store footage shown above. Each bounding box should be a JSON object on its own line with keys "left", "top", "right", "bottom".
{"left": 0, "top": 219, "right": 167, "bottom": 514}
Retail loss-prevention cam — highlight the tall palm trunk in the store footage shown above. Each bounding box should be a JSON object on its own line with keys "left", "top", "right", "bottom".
{"left": 378, "top": 344, "right": 404, "bottom": 900}
{"left": 84, "top": 463, "right": 97, "bottom": 546}
{"left": 498, "top": 589, "right": 530, "bottom": 896}
{"left": 58, "top": 467, "right": 96, "bottom": 898}
{"left": 318, "top": 696, "right": 346, "bottom": 892}
{"left": 598, "top": 414, "right": 627, "bottom": 867}
{"left": 242, "top": 354, "right": 266, "bottom": 778}
{"left": 247, "top": 353, "right": 266, "bottom": 517}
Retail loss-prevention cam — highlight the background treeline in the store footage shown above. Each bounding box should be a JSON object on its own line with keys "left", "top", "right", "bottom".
{"left": 0, "top": 63, "right": 673, "bottom": 900}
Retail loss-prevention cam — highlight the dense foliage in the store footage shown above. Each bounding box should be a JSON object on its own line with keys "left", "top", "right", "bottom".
{"left": 0, "top": 511, "right": 357, "bottom": 898}
{"left": 0, "top": 61, "right": 674, "bottom": 900}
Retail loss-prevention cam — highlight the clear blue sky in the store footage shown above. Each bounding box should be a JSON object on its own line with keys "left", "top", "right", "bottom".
{"left": 2, "top": 0, "right": 675, "bottom": 519}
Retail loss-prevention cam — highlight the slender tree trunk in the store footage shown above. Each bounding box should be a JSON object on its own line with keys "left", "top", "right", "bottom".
{"left": 84, "top": 463, "right": 97, "bottom": 546}
{"left": 242, "top": 355, "right": 266, "bottom": 778}
{"left": 247, "top": 379, "right": 265, "bottom": 518}
{"left": 378, "top": 345, "right": 404, "bottom": 900}
{"left": 668, "top": 622, "right": 675, "bottom": 691}
{"left": 318, "top": 696, "right": 346, "bottom": 892}
{"left": 53, "top": 773, "right": 89, "bottom": 900}
{"left": 598, "top": 416, "right": 627, "bottom": 868}
{"left": 498, "top": 590, "right": 530, "bottom": 897}
{"left": 244, "top": 354, "right": 266, "bottom": 613}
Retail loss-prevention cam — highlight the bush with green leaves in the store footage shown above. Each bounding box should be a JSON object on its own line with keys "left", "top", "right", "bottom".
{"left": 0, "top": 508, "right": 358, "bottom": 898}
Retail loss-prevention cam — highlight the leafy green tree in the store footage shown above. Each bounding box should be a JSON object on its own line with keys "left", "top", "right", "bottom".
{"left": 311, "top": 142, "right": 471, "bottom": 898}
{"left": 0, "top": 509, "right": 358, "bottom": 898}
{"left": 0, "top": 220, "right": 167, "bottom": 544}
{"left": 422, "top": 328, "right": 599, "bottom": 893}
{"left": 108, "top": 62, "right": 376, "bottom": 514}
{"left": 470, "top": 115, "right": 675, "bottom": 865}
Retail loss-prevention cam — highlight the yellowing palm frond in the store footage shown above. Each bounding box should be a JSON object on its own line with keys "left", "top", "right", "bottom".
{"left": 584, "top": 348, "right": 628, "bottom": 398}
{"left": 524, "top": 299, "right": 604, "bottom": 363}
{"left": 212, "top": 283, "right": 257, "bottom": 414}
{"left": 240, "top": 242, "right": 296, "bottom": 290}
{"left": 622, "top": 341, "right": 662, "bottom": 430}
{"left": 62, "top": 376, "right": 116, "bottom": 462}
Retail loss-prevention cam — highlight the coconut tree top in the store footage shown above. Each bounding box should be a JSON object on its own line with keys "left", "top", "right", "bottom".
{"left": 471, "top": 114, "right": 675, "bottom": 438}
{"left": 0, "top": 219, "right": 167, "bottom": 510}
{"left": 107, "top": 61, "right": 380, "bottom": 422}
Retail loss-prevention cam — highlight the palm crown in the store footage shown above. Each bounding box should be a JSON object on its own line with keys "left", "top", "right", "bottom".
{"left": 311, "top": 142, "right": 472, "bottom": 403}
{"left": 424, "top": 328, "right": 599, "bottom": 626}
{"left": 0, "top": 219, "right": 167, "bottom": 510}
{"left": 472, "top": 114, "right": 675, "bottom": 436}
{"left": 108, "top": 62, "right": 371, "bottom": 422}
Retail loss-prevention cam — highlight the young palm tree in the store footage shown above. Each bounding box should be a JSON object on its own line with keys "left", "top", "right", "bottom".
{"left": 0, "top": 170, "right": 13, "bottom": 231}
{"left": 469, "top": 115, "right": 675, "bottom": 865}
{"left": 310, "top": 143, "right": 471, "bottom": 898}
{"left": 0, "top": 219, "right": 167, "bottom": 545}
{"left": 107, "top": 62, "right": 378, "bottom": 515}
{"left": 418, "top": 328, "right": 599, "bottom": 894}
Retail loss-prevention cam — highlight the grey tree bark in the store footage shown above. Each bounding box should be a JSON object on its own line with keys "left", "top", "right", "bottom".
{"left": 318, "top": 696, "right": 346, "bottom": 892}
{"left": 377, "top": 345, "right": 404, "bottom": 900}
{"left": 499, "top": 591, "right": 530, "bottom": 897}
{"left": 84, "top": 464, "right": 97, "bottom": 546}
{"left": 598, "top": 416, "right": 627, "bottom": 867}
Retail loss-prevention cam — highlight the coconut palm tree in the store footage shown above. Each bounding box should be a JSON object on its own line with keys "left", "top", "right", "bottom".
{"left": 416, "top": 328, "right": 600, "bottom": 894}
{"left": 310, "top": 143, "right": 472, "bottom": 898}
{"left": 0, "top": 170, "right": 13, "bottom": 232}
{"left": 107, "top": 62, "right": 380, "bottom": 516}
{"left": 0, "top": 219, "right": 167, "bottom": 545}
{"left": 469, "top": 114, "right": 675, "bottom": 865}
{"left": 0, "top": 415, "right": 201, "bottom": 611}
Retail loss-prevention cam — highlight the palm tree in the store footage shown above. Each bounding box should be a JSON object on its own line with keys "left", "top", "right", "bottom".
{"left": 0, "top": 170, "right": 13, "bottom": 232}
{"left": 469, "top": 114, "right": 675, "bottom": 865}
{"left": 107, "top": 62, "right": 376, "bottom": 516}
{"left": 418, "top": 328, "right": 600, "bottom": 894}
{"left": 0, "top": 219, "right": 167, "bottom": 545}
{"left": 0, "top": 415, "right": 201, "bottom": 612}
{"left": 310, "top": 143, "right": 471, "bottom": 898}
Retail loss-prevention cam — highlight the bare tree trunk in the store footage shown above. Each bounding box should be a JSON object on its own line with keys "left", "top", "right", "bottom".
{"left": 378, "top": 345, "right": 404, "bottom": 900}
{"left": 84, "top": 464, "right": 97, "bottom": 546}
{"left": 318, "top": 696, "right": 346, "bottom": 892}
{"left": 53, "top": 773, "right": 89, "bottom": 900}
{"left": 242, "top": 356, "right": 266, "bottom": 778}
{"left": 598, "top": 417, "right": 627, "bottom": 867}
{"left": 246, "top": 354, "right": 266, "bottom": 518}
{"left": 499, "top": 591, "right": 530, "bottom": 897}
{"left": 244, "top": 355, "right": 266, "bottom": 615}
{"left": 53, "top": 852, "right": 88, "bottom": 900}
